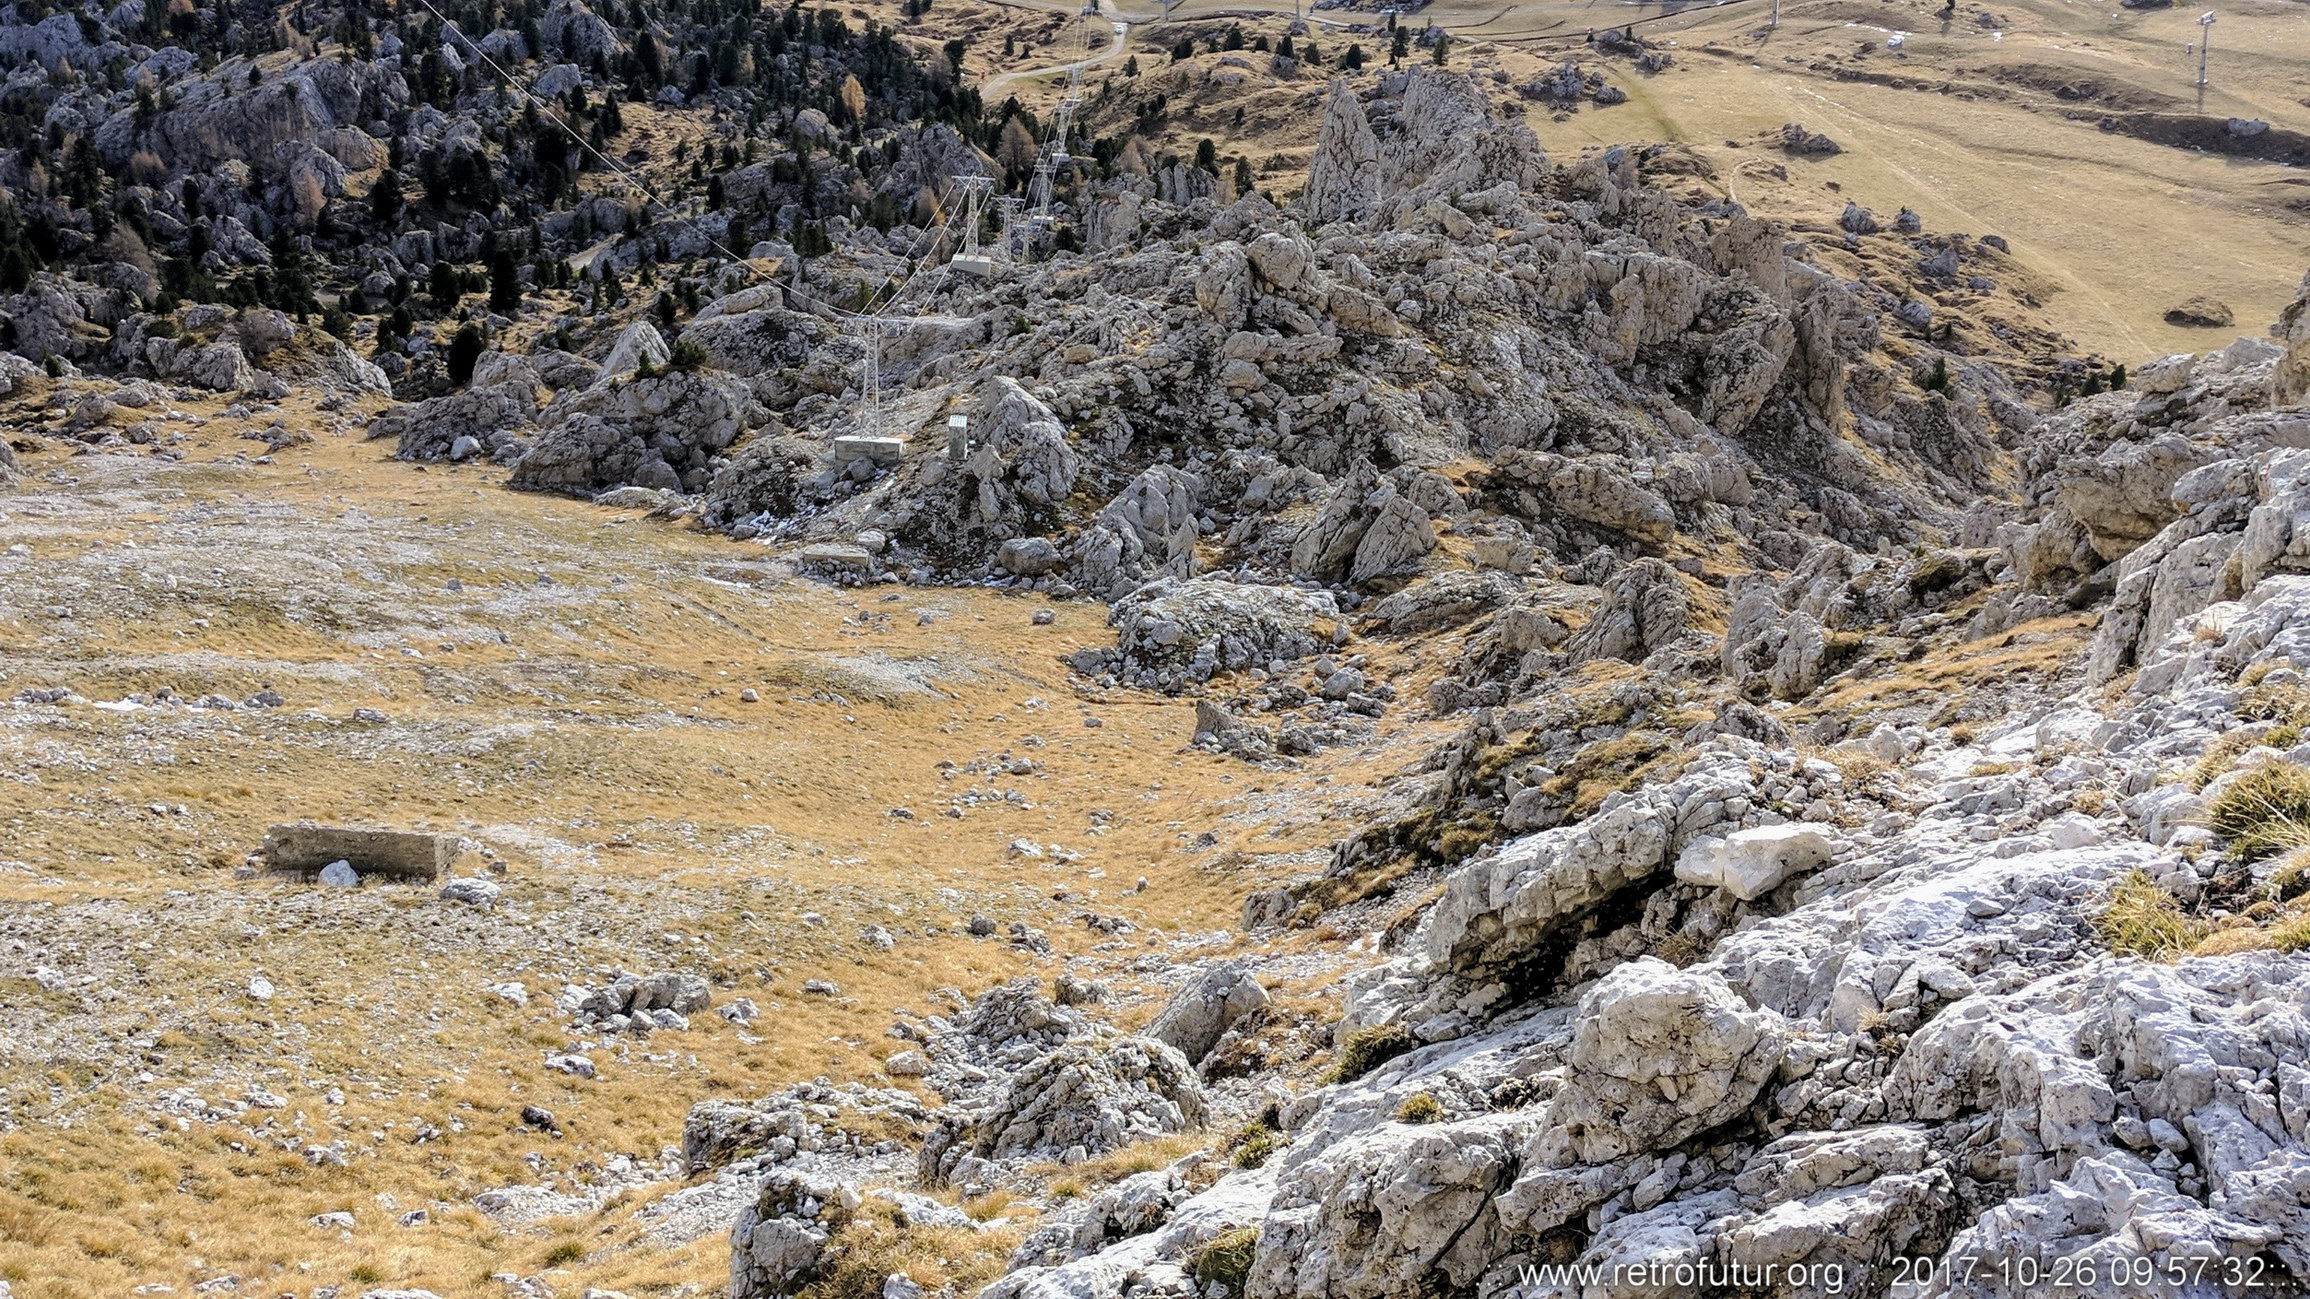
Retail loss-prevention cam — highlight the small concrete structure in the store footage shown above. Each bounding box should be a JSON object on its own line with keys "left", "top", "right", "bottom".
{"left": 800, "top": 542, "right": 875, "bottom": 571}
{"left": 832, "top": 435, "right": 905, "bottom": 466}
{"left": 950, "top": 254, "right": 999, "bottom": 278}
{"left": 263, "top": 823, "right": 462, "bottom": 881}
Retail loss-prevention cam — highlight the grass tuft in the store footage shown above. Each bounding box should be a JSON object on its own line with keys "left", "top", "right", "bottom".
{"left": 1033, "top": 1133, "right": 1205, "bottom": 1197}
{"left": 1230, "top": 1123, "right": 1282, "bottom": 1170}
{"left": 1395, "top": 1092, "right": 1443, "bottom": 1124}
{"left": 1326, "top": 1024, "right": 1417, "bottom": 1085}
{"left": 2207, "top": 762, "right": 2310, "bottom": 860}
{"left": 2095, "top": 870, "right": 2209, "bottom": 959}
{"left": 2269, "top": 912, "right": 2310, "bottom": 953}
{"left": 1813, "top": 746, "right": 1893, "bottom": 787}
{"left": 1186, "top": 1226, "right": 1260, "bottom": 1297}
{"left": 2239, "top": 682, "right": 2310, "bottom": 728}
{"left": 795, "top": 1214, "right": 1019, "bottom": 1299}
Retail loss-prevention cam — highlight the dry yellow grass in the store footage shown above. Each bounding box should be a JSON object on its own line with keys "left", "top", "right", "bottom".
{"left": 1806, "top": 745, "right": 1893, "bottom": 790}
{"left": 0, "top": 400, "right": 1451, "bottom": 1294}
{"left": 1803, "top": 613, "right": 2097, "bottom": 721}
{"left": 2096, "top": 870, "right": 2210, "bottom": 960}
{"left": 2207, "top": 761, "right": 2310, "bottom": 861}
{"left": 1036, "top": 1132, "right": 1212, "bottom": 1201}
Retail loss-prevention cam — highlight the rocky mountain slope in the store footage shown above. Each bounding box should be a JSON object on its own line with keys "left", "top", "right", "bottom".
{"left": 5, "top": 0, "right": 2310, "bottom": 1293}
{"left": 683, "top": 262, "right": 2310, "bottom": 1299}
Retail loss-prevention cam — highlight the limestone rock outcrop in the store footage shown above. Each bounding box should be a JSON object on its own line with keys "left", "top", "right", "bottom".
{"left": 944, "top": 378, "right": 1084, "bottom": 541}
{"left": 374, "top": 379, "right": 542, "bottom": 463}
{"left": 1086, "top": 577, "right": 1340, "bottom": 693}
{"left": 1289, "top": 462, "right": 1438, "bottom": 584}
{"left": 1301, "top": 80, "right": 1381, "bottom": 225}
{"left": 2276, "top": 270, "right": 2310, "bottom": 407}
{"left": 918, "top": 1037, "right": 1205, "bottom": 1184}
{"left": 1561, "top": 558, "right": 1692, "bottom": 665}
{"left": 1537, "top": 958, "right": 1789, "bottom": 1165}
{"left": 1143, "top": 963, "right": 1269, "bottom": 1066}
{"left": 508, "top": 368, "right": 763, "bottom": 495}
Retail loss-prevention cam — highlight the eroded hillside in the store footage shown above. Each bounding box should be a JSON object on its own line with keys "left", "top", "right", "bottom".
{"left": 4, "top": 0, "right": 2310, "bottom": 1293}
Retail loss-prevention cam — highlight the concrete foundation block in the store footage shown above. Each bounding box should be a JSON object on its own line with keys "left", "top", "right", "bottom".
{"left": 262, "top": 823, "right": 462, "bottom": 881}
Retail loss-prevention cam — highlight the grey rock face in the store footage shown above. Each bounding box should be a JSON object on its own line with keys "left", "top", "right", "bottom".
{"left": 1717, "top": 542, "right": 1879, "bottom": 699}
{"left": 962, "top": 378, "right": 1082, "bottom": 531}
{"left": 373, "top": 380, "right": 541, "bottom": 463}
{"left": 2003, "top": 331, "right": 2305, "bottom": 601}
{"left": 1193, "top": 697, "right": 1275, "bottom": 762}
{"left": 1783, "top": 123, "right": 1844, "bottom": 157}
{"left": 92, "top": 58, "right": 405, "bottom": 175}
{"left": 437, "top": 877, "right": 502, "bottom": 907}
{"left": 1491, "top": 451, "right": 1676, "bottom": 547}
{"left": 585, "top": 65, "right": 1993, "bottom": 606}
{"left": 1536, "top": 959, "right": 1788, "bottom": 1165}
{"left": 1401, "top": 745, "right": 1758, "bottom": 993}
{"left": 997, "top": 536, "right": 1064, "bottom": 577}
{"left": 2278, "top": 271, "right": 2310, "bottom": 406}
{"left": 1289, "top": 463, "right": 1438, "bottom": 584}
{"left": 2085, "top": 447, "right": 2310, "bottom": 683}
{"left": 159, "top": 340, "right": 258, "bottom": 393}
{"left": 570, "top": 970, "right": 712, "bottom": 1031}
{"left": 677, "top": 294, "right": 817, "bottom": 379}
{"left": 1561, "top": 557, "right": 1691, "bottom": 665}
{"left": 919, "top": 1037, "right": 1205, "bottom": 1184}
{"left": 539, "top": 0, "right": 625, "bottom": 65}
{"left": 1034, "top": 547, "right": 2310, "bottom": 1299}
{"left": 1301, "top": 79, "right": 1381, "bottom": 225}
{"left": 1252, "top": 1114, "right": 1528, "bottom": 1299}
{"left": 509, "top": 369, "right": 763, "bottom": 496}
{"left": 682, "top": 1080, "right": 928, "bottom": 1174}
{"left": 728, "top": 1172, "right": 839, "bottom": 1299}
{"left": 1096, "top": 577, "right": 1340, "bottom": 694}
{"left": 3, "top": 277, "right": 108, "bottom": 365}
{"left": 595, "top": 321, "right": 671, "bottom": 384}
{"left": 1072, "top": 464, "right": 1204, "bottom": 599}
{"left": 1143, "top": 962, "right": 1269, "bottom": 1065}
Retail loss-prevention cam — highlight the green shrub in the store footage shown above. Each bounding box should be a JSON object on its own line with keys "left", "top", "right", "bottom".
{"left": 1187, "top": 1227, "right": 1259, "bottom": 1296}
{"left": 446, "top": 323, "right": 485, "bottom": 386}
{"left": 2208, "top": 762, "right": 2310, "bottom": 861}
{"left": 1326, "top": 1023, "right": 1416, "bottom": 1085}
{"left": 666, "top": 336, "right": 710, "bottom": 371}
{"left": 1396, "top": 1092, "right": 1443, "bottom": 1124}
{"left": 2095, "top": 870, "right": 2208, "bottom": 959}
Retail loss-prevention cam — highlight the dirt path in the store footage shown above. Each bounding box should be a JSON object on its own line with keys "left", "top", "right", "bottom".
{"left": 982, "top": 12, "right": 1133, "bottom": 100}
